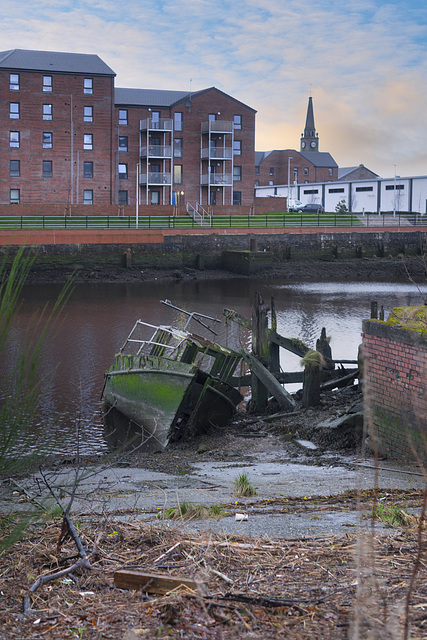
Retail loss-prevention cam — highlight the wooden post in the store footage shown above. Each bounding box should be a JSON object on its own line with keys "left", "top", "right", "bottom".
{"left": 251, "top": 292, "right": 270, "bottom": 411}
{"left": 302, "top": 362, "right": 321, "bottom": 408}
{"left": 269, "top": 296, "right": 280, "bottom": 375}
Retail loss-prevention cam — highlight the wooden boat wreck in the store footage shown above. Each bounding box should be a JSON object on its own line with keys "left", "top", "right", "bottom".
{"left": 102, "top": 301, "right": 243, "bottom": 448}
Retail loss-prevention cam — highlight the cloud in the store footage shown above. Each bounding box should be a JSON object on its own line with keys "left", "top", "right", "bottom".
{"left": 1, "top": 0, "right": 427, "bottom": 176}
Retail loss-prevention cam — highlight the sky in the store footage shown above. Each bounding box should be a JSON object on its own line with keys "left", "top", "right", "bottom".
{"left": 2, "top": 0, "right": 427, "bottom": 179}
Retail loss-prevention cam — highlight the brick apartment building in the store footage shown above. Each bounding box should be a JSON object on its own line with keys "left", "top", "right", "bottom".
{"left": 0, "top": 49, "right": 256, "bottom": 208}
{"left": 255, "top": 96, "right": 338, "bottom": 189}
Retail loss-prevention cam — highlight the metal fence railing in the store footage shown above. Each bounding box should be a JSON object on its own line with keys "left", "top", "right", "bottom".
{"left": 0, "top": 213, "right": 426, "bottom": 231}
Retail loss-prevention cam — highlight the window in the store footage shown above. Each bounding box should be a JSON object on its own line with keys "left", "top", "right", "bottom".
{"left": 43, "top": 104, "right": 52, "bottom": 120}
{"left": 10, "top": 160, "right": 20, "bottom": 178}
{"left": 84, "top": 78, "right": 93, "bottom": 94}
{"left": 208, "top": 113, "right": 216, "bottom": 122}
{"left": 84, "top": 106, "right": 93, "bottom": 122}
{"left": 83, "top": 161, "right": 93, "bottom": 178}
{"left": 118, "top": 109, "right": 128, "bottom": 125}
{"left": 10, "top": 189, "right": 20, "bottom": 204}
{"left": 385, "top": 184, "right": 404, "bottom": 190}
{"left": 233, "top": 115, "right": 242, "bottom": 130}
{"left": 10, "top": 102, "right": 19, "bottom": 119}
{"left": 151, "top": 111, "right": 160, "bottom": 128}
{"left": 118, "top": 190, "right": 128, "bottom": 205}
{"left": 9, "top": 131, "right": 20, "bottom": 148}
{"left": 233, "top": 191, "right": 241, "bottom": 205}
{"left": 269, "top": 167, "right": 274, "bottom": 176}
{"left": 118, "top": 136, "right": 128, "bottom": 152}
{"left": 118, "top": 163, "right": 128, "bottom": 180}
{"left": 269, "top": 180, "right": 274, "bottom": 186}
{"left": 43, "top": 75, "right": 52, "bottom": 92}
{"left": 255, "top": 180, "right": 260, "bottom": 187}
{"left": 150, "top": 190, "right": 160, "bottom": 205}
{"left": 83, "top": 189, "right": 93, "bottom": 204}
{"left": 10, "top": 74, "right": 19, "bottom": 91}
{"left": 293, "top": 167, "right": 298, "bottom": 177}
{"left": 84, "top": 134, "right": 93, "bottom": 150}
{"left": 255, "top": 166, "right": 260, "bottom": 176}
{"left": 233, "top": 140, "right": 241, "bottom": 156}
{"left": 328, "top": 168, "right": 333, "bottom": 177}
{"left": 355, "top": 186, "right": 374, "bottom": 192}
{"left": 43, "top": 160, "right": 52, "bottom": 178}
{"left": 304, "top": 167, "right": 309, "bottom": 176}
{"left": 303, "top": 189, "right": 319, "bottom": 194}
{"left": 174, "top": 138, "right": 183, "bottom": 158}
{"left": 173, "top": 165, "right": 183, "bottom": 184}
{"left": 43, "top": 132, "right": 53, "bottom": 149}
{"left": 329, "top": 188, "right": 345, "bottom": 193}
{"left": 233, "top": 166, "right": 242, "bottom": 181}
{"left": 174, "top": 112, "right": 183, "bottom": 131}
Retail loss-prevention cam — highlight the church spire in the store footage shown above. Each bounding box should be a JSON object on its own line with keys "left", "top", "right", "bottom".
{"left": 300, "top": 96, "right": 319, "bottom": 151}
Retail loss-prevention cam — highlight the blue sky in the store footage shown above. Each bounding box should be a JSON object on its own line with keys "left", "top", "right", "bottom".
{"left": 2, "top": 0, "right": 427, "bottom": 178}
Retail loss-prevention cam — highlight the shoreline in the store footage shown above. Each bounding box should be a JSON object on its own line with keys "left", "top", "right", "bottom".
{"left": 24, "top": 255, "right": 427, "bottom": 286}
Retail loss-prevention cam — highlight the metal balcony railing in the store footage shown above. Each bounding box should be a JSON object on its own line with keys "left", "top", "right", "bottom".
{"left": 139, "top": 172, "right": 171, "bottom": 185}
{"left": 201, "top": 147, "right": 233, "bottom": 159}
{"left": 201, "top": 121, "right": 233, "bottom": 134}
{"left": 140, "top": 145, "right": 172, "bottom": 158}
{"left": 140, "top": 117, "right": 173, "bottom": 131}
{"left": 200, "top": 173, "right": 233, "bottom": 186}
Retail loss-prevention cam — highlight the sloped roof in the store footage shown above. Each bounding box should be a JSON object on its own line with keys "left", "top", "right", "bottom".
{"left": 338, "top": 165, "right": 379, "bottom": 179}
{"left": 115, "top": 87, "right": 190, "bottom": 107}
{"left": 299, "top": 151, "right": 338, "bottom": 168}
{"left": 0, "top": 49, "right": 115, "bottom": 75}
{"left": 115, "top": 86, "right": 256, "bottom": 112}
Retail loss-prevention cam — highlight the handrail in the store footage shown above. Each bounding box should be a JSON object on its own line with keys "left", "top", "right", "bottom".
{"left": 0, "top": 212, "right": 426, "bottom": 231}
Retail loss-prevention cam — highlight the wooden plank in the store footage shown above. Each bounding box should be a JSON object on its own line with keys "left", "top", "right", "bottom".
{"left": 243, "top": 351, "right": 296, "bottom": 410}
{"left": 113, "top": 569, "right": 199, "bottom": 594}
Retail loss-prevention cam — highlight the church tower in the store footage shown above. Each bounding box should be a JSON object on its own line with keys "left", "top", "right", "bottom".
{"left": 300, "top": 96, "right": 319, "bottom": 151}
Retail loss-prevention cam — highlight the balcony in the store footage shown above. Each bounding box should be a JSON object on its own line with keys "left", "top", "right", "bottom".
{"left": 201, "top": 120, "right": 233, "bottom": 134}
{"left": 140, "top": 172, "right": 171, "bottom": 185}
{"left": 140, "top": 117, "right": 173, "bottom": 131}
{"left": 200, "top": 173, "right": 232, "bottom": 186}
{"left": 201, "top": 147, "right": 232, "bottom": 160}
{"left": 140, "top": 145, "right": 172, "bottom": 158}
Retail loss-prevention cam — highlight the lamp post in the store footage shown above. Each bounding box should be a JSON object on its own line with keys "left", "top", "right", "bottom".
{"left": 136, "top": 163, "right": 139, "bottom": 229}
{"left": 393, "top": 165, "right": 396, "bottom": 217}
{"left": 287, "top": 156, "right": 293, "bottom": 211}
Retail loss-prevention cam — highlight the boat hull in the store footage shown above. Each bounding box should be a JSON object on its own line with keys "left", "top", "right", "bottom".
{"left": 103, "top": 354, "right": 196, "bottom": 447}
{"left": 103, "top": 353, "right": 242, "bottom": 448}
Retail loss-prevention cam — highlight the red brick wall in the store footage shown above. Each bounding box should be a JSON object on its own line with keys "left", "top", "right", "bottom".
{"left": 256, "top": 150, "right": 338, "bottom": 188}
{"left": 362, "top": 319, "right": 427, "bottom": 463}
{"left": 0, "top": 69, "right": 115, "bottom": 205}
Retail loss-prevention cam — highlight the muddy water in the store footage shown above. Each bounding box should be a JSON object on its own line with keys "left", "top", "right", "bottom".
{"left": 4, "top": 278, "right": 423, "bottom": 455}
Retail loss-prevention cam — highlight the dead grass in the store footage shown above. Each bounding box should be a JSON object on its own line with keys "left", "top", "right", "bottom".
{"left": 1, "top": 510, "right": 427, "bottom": 640}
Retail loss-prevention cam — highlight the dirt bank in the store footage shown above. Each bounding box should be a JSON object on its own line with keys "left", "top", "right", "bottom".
{"left": 24, "top": 255, "right": 427, "bottom": 285}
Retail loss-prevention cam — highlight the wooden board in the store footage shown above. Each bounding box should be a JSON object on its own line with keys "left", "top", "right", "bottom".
{"left": 113, "top": 570, "right": 199, "bottom": 594}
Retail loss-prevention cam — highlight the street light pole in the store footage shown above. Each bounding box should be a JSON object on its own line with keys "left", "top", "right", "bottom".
{"left": 393, "top": 165, "right": 396, "bottom": 217}
{"left": 136, "top": 162, "right": 139, "bottom": 229}
{"left": 287, "top": 156, "right": 293, "bottom": 211}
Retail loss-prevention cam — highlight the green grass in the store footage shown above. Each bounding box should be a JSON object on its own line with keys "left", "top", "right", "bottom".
{"left": 368, "top": 504, "right": 416, "bottom": 528}
{"left": 0, "top": 212, "right": 364, "bottom": 230}
{"left": 233, "top": 472, "right": 258, "bottom": 497}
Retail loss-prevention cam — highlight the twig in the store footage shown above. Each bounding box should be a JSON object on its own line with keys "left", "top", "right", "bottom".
{"left": 23, "top": 557, "right": 91, "bottom": 613}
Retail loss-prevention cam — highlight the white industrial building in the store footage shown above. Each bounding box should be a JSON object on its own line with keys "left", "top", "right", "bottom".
{"left": 255, "top": 175, "right": 427, "bottom": 214}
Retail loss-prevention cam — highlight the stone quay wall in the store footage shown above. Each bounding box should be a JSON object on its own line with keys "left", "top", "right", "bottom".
{"left": 362, "top": 319, "right": 427, "bottom": 464}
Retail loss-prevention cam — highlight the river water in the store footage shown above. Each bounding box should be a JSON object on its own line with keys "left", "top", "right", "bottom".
{"left": 5, "top": 277, "right": 425, "bottom": 456}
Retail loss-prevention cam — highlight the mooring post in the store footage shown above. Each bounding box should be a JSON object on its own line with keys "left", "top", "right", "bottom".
{"left": 269, "top": 296, "right": 280, "bottom": 375}
{"left": 251, "top": 292, "right": 270, "bottom": 411}
{"left": 302, "top": 351, "right": 322, "bottom": 408}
